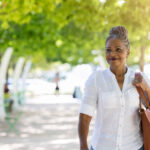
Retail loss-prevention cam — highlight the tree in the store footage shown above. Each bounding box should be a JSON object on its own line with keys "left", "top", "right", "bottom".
{"left": 0, "top": 0, "right": 150, "bottom": 69}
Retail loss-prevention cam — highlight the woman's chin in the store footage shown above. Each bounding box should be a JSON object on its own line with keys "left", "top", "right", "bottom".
{"left": 109, "top": 61, "right": 121, "bottom": 67}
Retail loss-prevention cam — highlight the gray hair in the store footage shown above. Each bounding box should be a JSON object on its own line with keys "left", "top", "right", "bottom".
{"left": 106, "top": 26, "right": 130, "bottom": 49}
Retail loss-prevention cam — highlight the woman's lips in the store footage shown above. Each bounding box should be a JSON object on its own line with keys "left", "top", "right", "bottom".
{"left": 110, "top": 58, "right": 119, "bottom": 61}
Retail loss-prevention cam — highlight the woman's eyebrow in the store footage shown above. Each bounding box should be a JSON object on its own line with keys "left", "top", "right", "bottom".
{"left": 115, "top": 46, "right": 122, "bottom": 48}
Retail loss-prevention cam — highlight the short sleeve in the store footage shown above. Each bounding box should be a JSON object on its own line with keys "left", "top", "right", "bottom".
{"left": 79, "top": 72, "right": 98, "bottom": 117}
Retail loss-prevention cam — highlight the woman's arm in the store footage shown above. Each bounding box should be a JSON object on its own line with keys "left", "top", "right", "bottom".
{"left": 78, "top": 72, "right": 98, "bottom": 150}
{"left": 78, "top": 113, "right": 92, "bottom": 150}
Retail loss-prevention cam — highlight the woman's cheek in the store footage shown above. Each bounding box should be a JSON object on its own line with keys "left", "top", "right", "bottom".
{"left": 105, "top": 55, "right": 110, "bottom": 64}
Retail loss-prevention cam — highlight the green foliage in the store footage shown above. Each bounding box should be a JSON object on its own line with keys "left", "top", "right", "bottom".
{"left": 0, "top": 0, "right": 150, "bottom": 66}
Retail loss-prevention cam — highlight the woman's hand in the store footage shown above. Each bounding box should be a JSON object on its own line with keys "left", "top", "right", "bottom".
{"left": 132, "top": 72, "right": 149, "bottom": 91}
{"left": 80, "top": 147, "right": 89, "bottom": 150}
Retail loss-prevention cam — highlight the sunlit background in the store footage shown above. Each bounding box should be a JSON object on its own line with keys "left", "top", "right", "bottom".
{"left": 0, "top": 0, "right": 150, "bottom": 150}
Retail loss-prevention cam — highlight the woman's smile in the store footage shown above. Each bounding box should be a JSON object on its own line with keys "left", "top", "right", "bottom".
{"left": 109, "top": 57, "right": 120, "bottom": 61}
{"left": 105, "top": 38, "right": 129, "bottom": 68}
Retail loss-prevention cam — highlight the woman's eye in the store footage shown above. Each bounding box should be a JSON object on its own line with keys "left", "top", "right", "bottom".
{"left": 116, "top": 48, "right": 122, "bottom": 52}
{"left": 106, "top": 49, "right": 111, "bottom": 52}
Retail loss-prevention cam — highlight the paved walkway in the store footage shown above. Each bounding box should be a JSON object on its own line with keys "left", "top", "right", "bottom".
{"left": 0, "top": 95, "right": 94, "bottom": 150}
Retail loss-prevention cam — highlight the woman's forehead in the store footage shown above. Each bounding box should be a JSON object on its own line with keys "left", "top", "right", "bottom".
{"left": 106, "top": 38, "right": 124, "bottom": 47}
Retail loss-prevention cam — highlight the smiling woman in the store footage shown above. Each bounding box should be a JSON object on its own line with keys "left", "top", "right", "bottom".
{"left": 105, "top": 26, "right": 130, "bottom": 90}
{"left": 78, "top": 26, "right": 150, "bottom": 150}
{"left": 105, "top": 38, "right": 129, "bottom": 69}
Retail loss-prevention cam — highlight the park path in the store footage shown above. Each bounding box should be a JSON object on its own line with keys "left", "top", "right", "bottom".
{"left": 0, "top": 95, "right": 94, "bottom": 150}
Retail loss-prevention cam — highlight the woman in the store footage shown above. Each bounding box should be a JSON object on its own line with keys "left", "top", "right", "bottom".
{"left": 54, "top": 72, "right": 60, "bottom": 94}
{"left": 78, "top": 26, "right": 150, "bottom": 150}
{"left": 4, "top": 82, "right": 13, "bottom": 113}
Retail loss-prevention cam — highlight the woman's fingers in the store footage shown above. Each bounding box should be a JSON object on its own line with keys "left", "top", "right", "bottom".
{"left": 132, "top": 72, "right": 143, "bottom": 86}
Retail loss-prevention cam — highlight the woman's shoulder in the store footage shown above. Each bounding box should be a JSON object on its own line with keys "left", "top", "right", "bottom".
{"left": 128, "top": 67, "right": 149, "bottom": 76}
{"left": 86, "top": 69, "right": 105, "bottom": 82}
{"left": 91, "top": 68, "right": 107, "bottom": 78}
{"left": 128, "top": 67, "right": 150, "bottom": 83}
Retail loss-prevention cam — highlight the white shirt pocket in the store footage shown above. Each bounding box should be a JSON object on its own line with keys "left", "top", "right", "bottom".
{"left": 126, "top": 87, "right": 139, "bottom": 107}
{"left": 101, "top": 91, "right": 118, "bottom": 108}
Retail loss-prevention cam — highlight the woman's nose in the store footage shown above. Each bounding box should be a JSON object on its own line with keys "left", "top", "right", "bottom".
{"left": 109, "top": 51, "right": 117, "bottom": 56}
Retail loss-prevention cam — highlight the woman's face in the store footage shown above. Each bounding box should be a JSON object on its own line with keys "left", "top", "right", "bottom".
{"left": 105, "top": 38, "right": 130, "bottom": 68}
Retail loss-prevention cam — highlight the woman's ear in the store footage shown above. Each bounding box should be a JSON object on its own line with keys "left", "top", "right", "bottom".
{"left": 126, "top": 49, "right": 130, "bottom": 58}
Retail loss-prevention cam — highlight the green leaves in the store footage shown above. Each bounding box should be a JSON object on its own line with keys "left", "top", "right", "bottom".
{"left": 0, "top": 0, "right": 150, "bottom": 67}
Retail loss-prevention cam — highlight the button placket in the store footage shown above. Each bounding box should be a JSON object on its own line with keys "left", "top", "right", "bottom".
{"left": 116, "top": 94, "right": 125, "bottom": 149}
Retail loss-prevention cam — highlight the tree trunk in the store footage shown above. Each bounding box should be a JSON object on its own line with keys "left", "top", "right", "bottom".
{"left": 139, "top": 46, "right": 145, "bottom": 72}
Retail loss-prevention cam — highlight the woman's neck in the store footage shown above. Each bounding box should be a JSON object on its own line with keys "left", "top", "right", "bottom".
{"left": 110, "top": 65, "right": 127, "bottom": 77}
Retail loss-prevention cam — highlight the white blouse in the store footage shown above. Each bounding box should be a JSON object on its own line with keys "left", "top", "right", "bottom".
{"left": 79, "top": 67, "right": 150, "bottom": 150}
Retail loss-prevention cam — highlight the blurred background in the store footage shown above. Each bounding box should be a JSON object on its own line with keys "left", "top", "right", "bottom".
{"left": 0, "top": 0, "right": 150, "bottom": 150}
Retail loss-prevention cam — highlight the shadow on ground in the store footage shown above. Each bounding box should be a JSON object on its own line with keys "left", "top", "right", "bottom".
{"left": 0, "top": 96, "right": 94, "bottom": 150}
